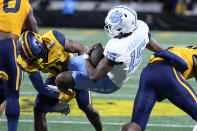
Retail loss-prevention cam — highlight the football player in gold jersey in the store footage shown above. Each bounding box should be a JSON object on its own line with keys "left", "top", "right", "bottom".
{"left": 121, "top": 46, "right": 197, "bottom": 131}
{"left": 17, "top": 30, "right": 103, "bottom": 131}
{"left": 0, "top": 0, "right": 38, "bottom": 131}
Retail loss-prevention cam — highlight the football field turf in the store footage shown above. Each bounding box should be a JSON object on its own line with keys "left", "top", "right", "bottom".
{"left": 0, "top": 28, "right": 197, "bottom": 131}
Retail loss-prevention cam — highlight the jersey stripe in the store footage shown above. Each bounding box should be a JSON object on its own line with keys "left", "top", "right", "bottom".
{"left": 13, "top": 40, "right": 20, "bottom": 90}
{"left": 173, "top": 67, "right": 197, "bottom": 103}
{"left": 24, "top": 31, "right": 34, "bottom": 57}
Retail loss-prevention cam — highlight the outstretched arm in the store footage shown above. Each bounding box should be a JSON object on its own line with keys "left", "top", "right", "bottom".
{"left": 28, "top": 72, "right": 75, "bottom": 102}
{"left": 28, "top": 72, "right": 60, "bottom": 99}
{"left": 146, "top": 38, "right": 163, "bottom": 52}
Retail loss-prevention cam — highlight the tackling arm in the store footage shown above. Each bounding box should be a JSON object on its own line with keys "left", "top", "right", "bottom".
{"left": 146, "top": 38, "right": 164, "bottom": 52}
{"left": 28, "top": 72, "right": 75, "bottom": 102}
{"left": 64, "top": 39, "right": 89, "bottom": 55}
{"left": 28, "top": 72, "right": 60, "bottom": 99}
{"left": 84, "top": 57, "right": 114, "bottom": 82}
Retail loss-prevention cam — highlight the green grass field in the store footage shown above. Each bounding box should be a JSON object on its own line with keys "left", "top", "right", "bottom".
{"left": 0, "top": 28, "right": 197, "bottom": 131}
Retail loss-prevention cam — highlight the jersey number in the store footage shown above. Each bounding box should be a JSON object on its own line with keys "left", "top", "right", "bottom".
{"left": 3, "top": 0, "right": 21, "bottom": 13}
{"left": 128, "top": 40, "right": 146, "bottom": 73}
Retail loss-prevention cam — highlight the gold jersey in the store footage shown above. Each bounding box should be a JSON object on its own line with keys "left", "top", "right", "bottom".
{"left": 17, "top": 30, "right": 73, "bottom": 77}
{"left": 149, "top": 46, "right": 197, "bottom": 80}
{"left": 0, "top": 0, "right": 31, "bottom": 37}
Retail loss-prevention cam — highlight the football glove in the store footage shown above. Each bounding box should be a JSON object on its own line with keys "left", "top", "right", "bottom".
{"left": 59, "top": 91, "right": 76, "bottom": 102}
{"left": 46, "top": 85, "right": 76, "bottom": 102}
{"left": 0, "top": 71, "right": 8, "bottom": 80}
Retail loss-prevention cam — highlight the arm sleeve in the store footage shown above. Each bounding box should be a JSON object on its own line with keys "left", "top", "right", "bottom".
{"left": 52, "top": 30, "right": 66, "bottom": 47}
{"left": 28, "top": 71, "right": 60, "bottom": 99}
{"left": 148, "top": 32, "right": 152, "bottom": 41}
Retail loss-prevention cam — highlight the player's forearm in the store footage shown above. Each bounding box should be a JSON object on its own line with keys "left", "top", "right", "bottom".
{"left": 65, "top": 39, "right": 89, "bottom": 55}
{"left": 28, "top": 72, "right": 60, "bottom": 99}
{"left": 84, "top": 59, "right": 98, "bottom": 81}
{"left": 146, "top": 39, "right": 163, "bottom": 52}
{"left": 84, "top": 58, "right": 109, "bottom": 82}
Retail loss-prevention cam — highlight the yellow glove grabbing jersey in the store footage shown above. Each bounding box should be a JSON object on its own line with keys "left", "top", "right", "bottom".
{"left": 59, "top": 91, "right": 76, "bottom": 102}
{"left": 0, "top": 0, "right": 31, "bottom": 37}
{"left": 17, "top": 30, "right": 73, "bottom": 77}
{"left": 149, "top": 46, "right": 197, "bottom": 80}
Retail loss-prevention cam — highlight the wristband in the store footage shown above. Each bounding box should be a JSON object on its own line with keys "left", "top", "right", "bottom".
{"left": 83, "top": 54, "right": 90, "bottom": 60}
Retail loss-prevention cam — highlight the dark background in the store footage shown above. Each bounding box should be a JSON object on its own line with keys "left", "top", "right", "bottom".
{"left": 31, "top": 0, "right": 197, "bottom": 30}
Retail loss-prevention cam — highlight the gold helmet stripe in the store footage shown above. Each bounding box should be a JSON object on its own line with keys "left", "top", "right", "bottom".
{"left": 21, "top": 32, "right": 30, "bottom": 58}
{"left": 24, "top": 31, "right": 34, "bottom": 57}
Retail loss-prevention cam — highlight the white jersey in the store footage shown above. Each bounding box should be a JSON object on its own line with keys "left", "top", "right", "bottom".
{"left": 104, "top": 20, "right": 150, "bottom": 87}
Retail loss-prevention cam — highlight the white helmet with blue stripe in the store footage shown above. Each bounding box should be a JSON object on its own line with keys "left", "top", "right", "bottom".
{"left": 104, "top": 5, "right": 138, "bottom": 38}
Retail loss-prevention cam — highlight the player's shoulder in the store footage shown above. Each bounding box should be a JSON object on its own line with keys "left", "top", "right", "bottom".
{"left": 105, "top": 38, "right": 126, "bottom": 56}
{"left": 106, "top": 38, "right": 121, "bottom": 51}
{"left": 136, "top": 20, "right": 149, "bottom": 32}
{"left": 137, "top": 20, "right": 148, "bottom": 27}
{"left": 42, "top": 30, "right": 65, "bottom": 47}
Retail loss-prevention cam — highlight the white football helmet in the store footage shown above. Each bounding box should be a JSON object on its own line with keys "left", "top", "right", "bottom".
{"left": 104, "top": 5, "right": 138, "bottom": 38}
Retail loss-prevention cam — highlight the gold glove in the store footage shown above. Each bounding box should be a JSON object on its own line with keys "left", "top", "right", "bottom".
{"left": 58, "top": 91, "right": 76, "bottom": 102}
{"left": 0, "top": 71, "right": 8, "bottom": 80}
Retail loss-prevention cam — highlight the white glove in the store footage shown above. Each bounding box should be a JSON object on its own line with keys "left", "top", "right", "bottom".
{"left": 46, "top": 85, "right": 60, "bottom": 92}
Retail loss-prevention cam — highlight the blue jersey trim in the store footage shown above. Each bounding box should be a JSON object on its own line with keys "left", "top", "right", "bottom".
{"left": 106, "top": 51, "right": 117, "bottom": 61}
{"left": 52, "top": 30, "right": 66, "bottom": 47}
{"left": 148, "top": 32, "right": 151, "bottom": 41}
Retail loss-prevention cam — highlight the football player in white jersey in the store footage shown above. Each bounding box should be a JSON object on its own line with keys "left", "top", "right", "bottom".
{"left": 55, "top": 5, "right": 163, "bottom": 94}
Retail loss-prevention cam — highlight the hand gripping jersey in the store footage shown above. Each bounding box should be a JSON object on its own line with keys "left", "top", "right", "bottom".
{"left": 0, "top": 0, "right": 31, "bottom": 37}
{"left": 17, "top": 30, "right": 73, "bottom": 76}
{"left": 149, "top": 46, "right": 197, "bottom": 80}
{"left": 104, "top": 20, "right": 150, "bottom": 87}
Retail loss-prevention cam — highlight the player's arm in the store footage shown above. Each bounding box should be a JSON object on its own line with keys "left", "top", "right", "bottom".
{"left": 84, "top": 57, "right": 115, "bottom": 82}
{"left": 28, "top": 72, "right": 60, "bottom": 98}
{"left": 28, "top": 72, "right": 74, "bottom": 102}
{"left": 145, "top": 32, "right": 163, "bottom": 52}
{"left": 146, "top": 38, "right": 163, "bottom": 52}
{"left": 64, "top": 39, "right": 89, "bottom": 55}
{"left": 24, "top": 8, "right": 38, "bottom": 33}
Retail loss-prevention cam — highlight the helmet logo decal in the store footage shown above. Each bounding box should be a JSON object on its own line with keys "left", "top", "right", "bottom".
{"left": 47, "top": 40, "right": 56, "bottom": 49}
{"left": 110, "top": 12, "right": 123, "bottom": 24}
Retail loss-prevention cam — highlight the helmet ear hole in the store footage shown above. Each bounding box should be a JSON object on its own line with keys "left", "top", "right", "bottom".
{"left": 124, "top": 14, "right": 127, "bottom": 17}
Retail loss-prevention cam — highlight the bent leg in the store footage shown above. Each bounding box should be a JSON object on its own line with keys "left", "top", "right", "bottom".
{"left": 131, "top": 89, "right": 156, "bottom": 130}
{"left": 33, "top": 94, "right": 55, "bottom": 131}
{"left": 55, "top": 71, "right": 75, "bottom": 92}
{"left": 1, "top": 40, "right": 24, "bottom": 131}
{"left": 4, "top": 90, "right": 20, "bottom": 131}
{"left": 130, "top": 65, "right": 159, "bottom": 131}
{"left": 34, "top": 109, "right": 47, "bottom": 131}
{"left": 0, "top": 100, "right": 6, "bottom": 117}
{"left": 75, "top": 89, "right": 103, "bottom": 131}
{"left": 166, "top": 68, "right": 197, "bottom": 120}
